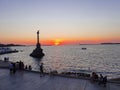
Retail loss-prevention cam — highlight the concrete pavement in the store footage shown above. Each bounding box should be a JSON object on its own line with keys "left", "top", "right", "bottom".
{"left": 0, "top": 68, "right": 120, "bottom": 90}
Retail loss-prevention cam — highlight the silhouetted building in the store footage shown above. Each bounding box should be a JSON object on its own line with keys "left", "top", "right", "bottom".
{"left": 30, "top": 31, "right": 44, "bottom": 58}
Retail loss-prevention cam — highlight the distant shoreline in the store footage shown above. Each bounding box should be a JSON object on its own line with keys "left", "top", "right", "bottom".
{"left": 79, "top": 43, "right": 120, "bottom": 45}
{"left": 0, "top": 44, "right": 25, "bottom": 47}
{"left": 101, "top": 43, "right": 120, "bottom": 45}
{"left": 0, "top": 43, "right": 120, "bottom": 47}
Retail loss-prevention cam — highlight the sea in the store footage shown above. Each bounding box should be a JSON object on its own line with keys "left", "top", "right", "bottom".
{"left": 0, "top": 45, "right": 120, "bottom": 79}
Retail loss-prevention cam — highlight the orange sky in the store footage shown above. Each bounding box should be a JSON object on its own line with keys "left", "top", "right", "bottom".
{"left": 1, "top": 36, "right": 120, "bottom": 46}
{"left": 0, "top": 0, "right": 120, "bottom": 45}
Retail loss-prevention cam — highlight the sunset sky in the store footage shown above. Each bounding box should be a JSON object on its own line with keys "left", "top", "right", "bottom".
{"left": 0, "top": 0, "right": 120, "bottom": 45}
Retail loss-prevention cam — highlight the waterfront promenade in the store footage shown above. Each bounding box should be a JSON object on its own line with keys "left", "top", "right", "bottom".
{"left": 0, "top": 60, "right": 120, "bottom": 90}
{"left": 0, "top": 68, "right": 120, "bottom": 90}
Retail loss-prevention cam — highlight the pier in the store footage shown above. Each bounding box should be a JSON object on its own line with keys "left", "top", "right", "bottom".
{"left": 0, "top": 47, "right": 18, "bottom": 55}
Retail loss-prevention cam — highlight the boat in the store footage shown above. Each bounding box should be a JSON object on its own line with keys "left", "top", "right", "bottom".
{"left": 81, "top": 48, "right": 87, "bottom": 50}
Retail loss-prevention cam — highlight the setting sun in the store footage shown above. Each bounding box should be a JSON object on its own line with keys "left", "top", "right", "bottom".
{"left": 54, "top": 39, "right": 62, "bottom": 46}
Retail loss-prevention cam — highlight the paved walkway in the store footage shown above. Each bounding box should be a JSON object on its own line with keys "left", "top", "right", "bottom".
{"left": 0, "top": 69, "right": 120, "bottom": 90}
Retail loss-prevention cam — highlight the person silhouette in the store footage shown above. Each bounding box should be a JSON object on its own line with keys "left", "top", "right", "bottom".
{"left": 39, "top": 63, "right": 44, "bottom": 77}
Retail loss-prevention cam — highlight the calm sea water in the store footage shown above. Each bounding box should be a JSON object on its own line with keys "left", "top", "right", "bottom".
{"left": 0, "top": 45, "right": 120, "bottom": 78}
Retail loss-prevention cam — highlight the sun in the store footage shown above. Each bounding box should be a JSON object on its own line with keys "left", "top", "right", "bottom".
{"left": 54, "top": 39, "right": 62, "bottom": 46}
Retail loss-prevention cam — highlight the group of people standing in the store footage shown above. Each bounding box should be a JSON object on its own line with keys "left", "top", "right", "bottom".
{"left": 91, "top": 72, "right": 107, "bottom": 87}
{"left": 9, "top": 61, "right": 32, "bottom": 74}
{"left": 9, "top": 60, "right": 44, "bottom": 77}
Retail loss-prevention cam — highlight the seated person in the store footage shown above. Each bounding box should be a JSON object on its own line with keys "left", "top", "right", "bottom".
{"left": 91, "top": 72, "right": 98, "bottom": 82}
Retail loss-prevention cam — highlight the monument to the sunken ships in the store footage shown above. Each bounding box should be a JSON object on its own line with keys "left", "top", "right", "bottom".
{"left": 30, "top": 31, "right": 44, "bottom": 58}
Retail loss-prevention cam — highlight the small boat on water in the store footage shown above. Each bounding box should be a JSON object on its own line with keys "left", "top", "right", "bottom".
{"left": 81, "top": 48, "right": 87, "bottom": 50}
{"left": 0, "top": 47, "right": 18, "bottom": 55}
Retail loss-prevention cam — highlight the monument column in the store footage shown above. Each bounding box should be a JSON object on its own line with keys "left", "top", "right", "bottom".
{"left": 36, "top": 30, "right": 40, "bottom": 48}
{"left": 30, "top": 30, "right": 44, "bottom": 58}
{"left": 37, "top": 30, "right": 39, "bottom": 44}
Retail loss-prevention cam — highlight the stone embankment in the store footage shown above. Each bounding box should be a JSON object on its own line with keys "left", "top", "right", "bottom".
{"left": 0, "top": 59, "right": 120, "bottom": 83}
